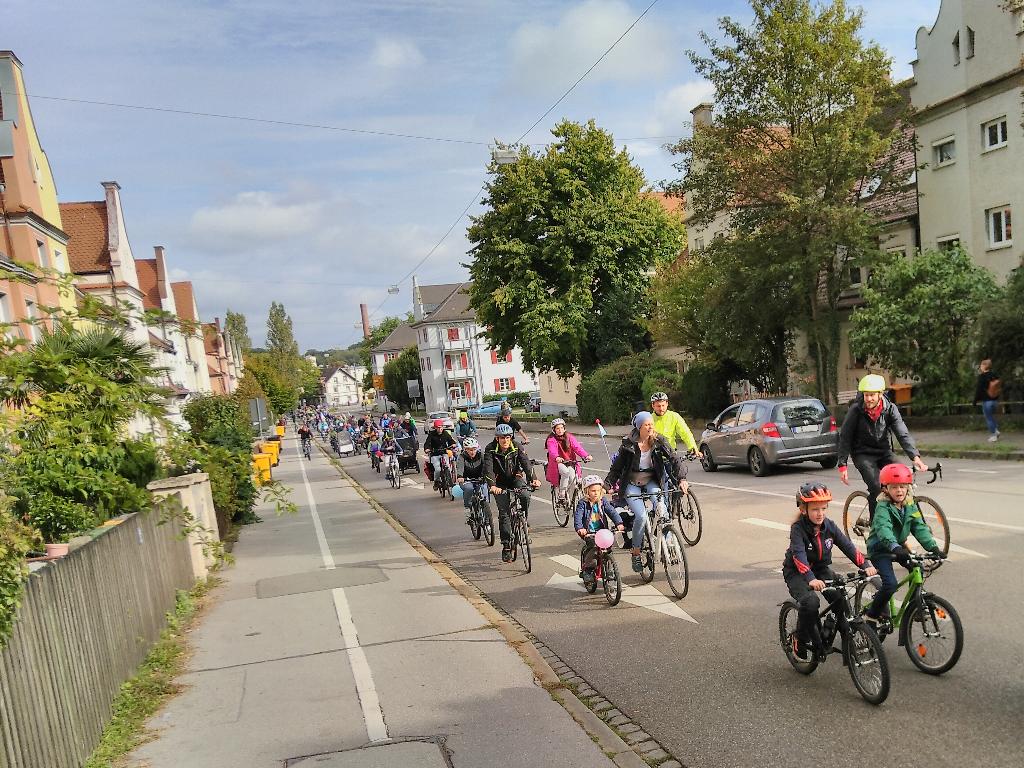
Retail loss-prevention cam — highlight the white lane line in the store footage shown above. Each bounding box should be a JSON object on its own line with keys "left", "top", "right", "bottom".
{"left": 296, "top": 440, "right": 390, "bottom": 743}
{"left": 739, "top": 517, "right": 791, "bottom": 532}
{"left": 956, "top": 469, "right": 999, "bottom": 475}
{"left": 548, "top": 555, "right": 698, "bottom": 623}
{"left": 332, "top": 588, "right": 389, "bottom": 742}
{"left": 947, "top": 542, "right": 988, "bottom": 558}
{"left": 692, "top": 481, "right": 791, "bottom": 499}
{"left": 945, "top": 516, "right": 1024, "bottom": 533}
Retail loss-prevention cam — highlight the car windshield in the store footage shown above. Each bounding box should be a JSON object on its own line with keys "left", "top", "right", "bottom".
{"left": 776, "top": 400, "right": 827, "bottom": 426}
{"left": 429, "top": 412, "right": 449, "bottom": 420}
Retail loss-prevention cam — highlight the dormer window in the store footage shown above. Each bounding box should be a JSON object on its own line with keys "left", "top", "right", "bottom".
{"left": 966, "top": 27, "right": 975, "bottom": 59}
{"left": 953, "top": 32, "right": 960, "bottom": 66}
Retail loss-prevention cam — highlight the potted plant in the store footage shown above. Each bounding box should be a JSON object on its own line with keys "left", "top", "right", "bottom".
{"left": 25, "top": 492, "right": 97, "bottom": 558}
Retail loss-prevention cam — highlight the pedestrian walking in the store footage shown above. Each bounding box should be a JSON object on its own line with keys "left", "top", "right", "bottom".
{"left": 973, "top": 359, "right": 1001, "bottom": 442}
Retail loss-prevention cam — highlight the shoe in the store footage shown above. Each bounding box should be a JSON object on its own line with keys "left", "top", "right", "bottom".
{"left": 791, "top": 636, "right": 810, "bottom": 661}
{"left": 631, "top": 555, "right": 643, "bottom": 573}
{"left": 621, "top": 534, "right": 633, "bottom": 550}
{"left": 501, "top": 548, "right": 512, "bottom": 563}
{"left": 988, "top": 434, "right": 998, "bottom": 442}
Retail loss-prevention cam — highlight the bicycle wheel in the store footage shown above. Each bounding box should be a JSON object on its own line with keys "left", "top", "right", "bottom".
{"left": 483, "top": 506, "right": 495, "bottom": 547}
{"left": 602, "top": 553, "right": 622, "bottom": 606}
{"left": 842, "top": 491, "right": 871, "bottom": 553}
{"left": 853, "top": 576, "right": 883, "bottom": 616}
{"left": 519, "top": 517, "right": 532, "bottom": 573}
{"left": 843, "top": 623, "right": 890, "bottom": 705}
{"left": 902, "top": 593, "right": 963, "bottom": 675}
{"left": 639, "top": 528, "right": 655, "bottom": 584}
{"left": 661, "top": 524, "right": 690, "bottom": 599}
{"left": 676, "top": 489, "right": 703, "bottom": 546}
{"left": 395, "top": 466, "right": 402, "bottom": 489}
{"left": 913, "top": 496, "right": 950, "bottom": 558}
{"left": 552, "top": 486, "right": 570, "bottom": 528}
{"left": 470, "top": 502, "right": 482, "bottom": 541}
{"left": 778, "top": 601, "right": 818, "bottom": 675}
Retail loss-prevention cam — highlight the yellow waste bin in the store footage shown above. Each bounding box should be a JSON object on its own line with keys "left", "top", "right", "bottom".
{"left": 275, "top": 425, "right": 286, "bottom": 437}
{"left": 262, "top": 441, "right": 280, "bottom": 466}
{"left": 252, "top": 453, "right": 273, "bottom": 485}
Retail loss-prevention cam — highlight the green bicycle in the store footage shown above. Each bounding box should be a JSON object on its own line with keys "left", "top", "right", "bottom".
{"left": 854, "top": 552, "right": 963, "bottom": 675}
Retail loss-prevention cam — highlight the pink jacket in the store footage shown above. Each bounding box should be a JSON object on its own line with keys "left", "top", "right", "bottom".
{"left": 545, "top": 433, "right": 591, "bottom": 486}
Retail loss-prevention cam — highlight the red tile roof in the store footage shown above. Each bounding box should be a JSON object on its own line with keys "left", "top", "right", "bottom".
{"left": 171, "top": 281, "right": 197, "bottom": 322}
{"left": 59, "top": 201, "right": 110, "bottom": 273}
{"left": 647, "top": 191, "right": 684, "bottom": 216}
{"left": 135, "top": 259, "right": 161, "bottom": 309}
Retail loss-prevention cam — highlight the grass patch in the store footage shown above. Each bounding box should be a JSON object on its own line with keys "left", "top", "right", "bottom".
{"left": 84, "top": 577, "right": 217, "bottom": 768}
{"left": 918, "top": 442, "right": 1021, "bottom": 454}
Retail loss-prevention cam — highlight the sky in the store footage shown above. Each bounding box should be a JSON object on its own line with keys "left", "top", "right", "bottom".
{"left": 5, "top": 0, "right": 942, "bottom": 350}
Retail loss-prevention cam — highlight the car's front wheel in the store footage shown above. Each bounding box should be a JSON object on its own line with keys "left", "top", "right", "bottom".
{"left": 700, "top": 444, "right": 718, "bottom": 472}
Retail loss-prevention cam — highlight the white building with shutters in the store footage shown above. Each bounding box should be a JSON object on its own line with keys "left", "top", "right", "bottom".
{"left": 409, "top": 279, "right": 537, "bottom": 412}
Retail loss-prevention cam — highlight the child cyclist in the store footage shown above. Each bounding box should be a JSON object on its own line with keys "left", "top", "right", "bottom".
{"left": 574, "top": 476, "right": 625, "bottom": 589}
{"left": 863, "top": 464, "right": 945, "bottom": 629}
{"left": 783, "top": 483, "right": 877, "bottom": 660}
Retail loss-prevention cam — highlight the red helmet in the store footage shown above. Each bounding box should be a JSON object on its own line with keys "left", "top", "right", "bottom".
{"left": 433, "top": 419, "right": 445, "bottom": 429}
{"left": 796, "top": 482, "right": 832, "bottom": 507}
{"left": 879, "top": 463, "right": 912, "bottom": 485}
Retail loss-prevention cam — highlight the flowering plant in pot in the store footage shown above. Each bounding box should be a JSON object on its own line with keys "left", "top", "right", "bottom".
{"left": 25, "top": 493, "right": 97, "bottom": 557}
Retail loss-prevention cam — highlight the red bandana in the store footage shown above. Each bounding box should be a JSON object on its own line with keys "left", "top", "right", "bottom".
{"left": 865, "top": 400, "right": 884, "bottom": 422}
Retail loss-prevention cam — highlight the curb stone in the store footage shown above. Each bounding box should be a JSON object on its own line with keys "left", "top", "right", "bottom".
{"left": 315, "top": 440, "right": 687, "bottom": 768}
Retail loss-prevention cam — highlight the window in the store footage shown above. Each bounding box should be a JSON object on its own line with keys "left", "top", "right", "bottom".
{"left": 495, "top": 377, "right": 513, "bottom": 392}
{"left": 849, "top": 266, "right": 864, "bottom": 287}
{"left": 693, "top": 237, "right": 705, "bottom": 252}
{"left": 858, "top": 176, "right": 881, "bottom": 199}
{"left": 24, "top": 299, "right": 42, "bottom": 343}
{"left": 36, "top": 241, "right": 49, "bottom": 269}
{"left": 886, "top": 247, "right": 907, "bottom": 258}
{"left": 735, "top": 404, "right": 759, "bottom": 427}
{"left": 937, "top": 235, "right": 961, "bottom": 252}
{"left": 0, "top": 291, "right": 10, "bottom": 339}
{"left": 563, "top": 379, "right": 570, "bottom": 393}
{"left": 547, "top": 375, "right": 553, "bottom": 391}
{"left": 53, "top": 249, "right": 62, "bottom": 269}
{"left": 933, "top": 137, "right": 956, "bottom": 167}
{"left": 966, "top": 27, "right": 975, "bottom": 59}
{"left": 953, "top": 31, "right": 960, "bottom": 66}
{"left": 982, "top": 118, "right": 1008, "bottom": 152}
{"left": 447, "top": 327, "right": 460, "bottom": 341}
{"left": 987, "top": 205, "right": 1013, "bottom": 248}
{"left": 426, "top": 357, "right": 432, "bottom": 371}
{"left": 716, "top": 405, "right": 741, "bottom": 429}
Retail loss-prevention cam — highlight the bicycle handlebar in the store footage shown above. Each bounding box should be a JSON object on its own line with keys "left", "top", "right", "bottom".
{"left": 913, "top": 462, "right": 942, "bottom": 484}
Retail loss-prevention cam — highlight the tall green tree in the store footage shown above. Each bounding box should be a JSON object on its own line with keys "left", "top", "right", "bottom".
{"left": 975, "top": 267, "right": 1024, "bottom": 393}
{"left": 666, "top": 0, "right": 914, "bottom": 403}
{"left": 382, "top": 346, "right": 422, "bottom": 409}
{"left": 225, "top": 309, "right": 252, "bottom": 353}
{"left": 245, "top": 353, "right": 297, "bottom": 414}
{"left": 467, "top": 119, "right": 685, "bottom": 378}
{"left": 848, "top": 248, "right": 999, "bottom": 405}
{"left": 266, "top": 302, "right": 299, "bottom": 358}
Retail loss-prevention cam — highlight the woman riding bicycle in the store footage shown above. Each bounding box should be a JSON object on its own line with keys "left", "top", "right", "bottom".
{"left": 838, "top": 374, "right": 927, "bottom": 520}
{"left": 456, "top": 437, "right": 490, "bottom": 523}
{"left": 604, "top": 411, "right": 682, "bottom": 573}
{"left": 545, "top": 418, "right": 592, "bottom": 508}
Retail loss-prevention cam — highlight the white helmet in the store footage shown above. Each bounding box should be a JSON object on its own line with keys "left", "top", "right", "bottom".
{"left": 550, "top": 418, "right": 566, "bottom": 427}
{"left": 582, "top": 475, "right": 604, "bottom": 489}
{"left": 462, "top": 437, "right": 479, "bottom": 450}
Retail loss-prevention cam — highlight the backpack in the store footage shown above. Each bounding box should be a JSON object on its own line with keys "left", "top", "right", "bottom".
{"left": 987, "top": 378, "right": 1002, "bottom": 399}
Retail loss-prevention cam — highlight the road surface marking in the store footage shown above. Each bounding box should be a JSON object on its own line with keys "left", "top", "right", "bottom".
{"left": 297, "top": 441, "right": 389, "bottom": 743}
{"left": 692, "top": 481, "right": 792, "bottom": 499}
{"left": 548, "top": 555, "right": 698, "bottom": 623}
{"left": 955, "top": 469, "right": 998, "bottom": 475}
{"left": 739, "top": 518, "right": 791, "bottom": 532}
{"left": 945, "top": 516, "right": 1024, "bottom": 533}
{"left": 947, "top": 542, "right": 988, "bottom": 558}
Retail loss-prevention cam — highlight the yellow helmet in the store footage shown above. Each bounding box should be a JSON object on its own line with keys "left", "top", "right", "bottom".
{"left": 858, "top": 374, "right": 887, "bottom": 393}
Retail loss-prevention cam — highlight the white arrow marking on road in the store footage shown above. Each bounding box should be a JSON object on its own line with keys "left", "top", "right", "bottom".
{"left": 739, "top": 517, "right": 791, "bottom": 532}
{"left": 547, "top": 555, "right": 698, "bottom": 624}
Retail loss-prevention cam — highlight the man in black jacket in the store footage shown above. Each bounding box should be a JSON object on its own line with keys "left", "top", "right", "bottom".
{"left": 838, "top": 374, "right": 927, "bottom": 519}
{"left": 484, "top": 423, "right": 540, "bottom": 562}
{"left": 973, "top": 359, "right": 1001, "bottom": 442}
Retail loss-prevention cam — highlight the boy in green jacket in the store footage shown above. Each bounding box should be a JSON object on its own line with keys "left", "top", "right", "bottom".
{"left": 864, "top": 463, "right": 944, "bottom": 628}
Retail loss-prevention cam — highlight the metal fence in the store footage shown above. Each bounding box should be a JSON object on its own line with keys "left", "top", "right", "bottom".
{"left": 0, "top": 503, "right": 195, "bottom": 768}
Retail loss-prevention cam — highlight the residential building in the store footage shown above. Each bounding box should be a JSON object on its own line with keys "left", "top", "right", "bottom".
{"left": 204, "top": 318, "right": 242, "bottom": 395}
{"left": 323, "top": 365, "right": 364, "bottom": 409}
{"left": 370, "top": 321, "right": 417, "bottom": 377}
{"left": 409, "top": 279, "right": 537, "bottom": 412}
{"left": 171, "top": 280, "right": 213, "bottom": 395}
{"left": 0, "top": 50, "right": 77, "bottom": 342}
{"left": 910, "top": 0, "right": 1024, "bottom": 278}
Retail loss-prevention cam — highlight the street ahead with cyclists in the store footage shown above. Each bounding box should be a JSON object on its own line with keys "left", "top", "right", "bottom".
{"left": 329, "top": 398, "right": 1023, "bottom": 768}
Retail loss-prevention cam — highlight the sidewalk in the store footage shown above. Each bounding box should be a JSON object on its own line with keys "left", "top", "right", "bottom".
{"left": 128, "top": 436, "right": 629, "bottom": 768}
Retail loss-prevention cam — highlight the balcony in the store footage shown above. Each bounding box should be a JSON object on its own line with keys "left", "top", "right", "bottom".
{"left": 444, "top": 367, "right": 474, "bottom": 380}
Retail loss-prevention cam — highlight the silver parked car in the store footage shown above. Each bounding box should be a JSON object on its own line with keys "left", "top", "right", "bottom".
{"left": 428, "top": 410, "right": 456, "bottom": 431}
{"left": 699, "top": 397, "right": 839, "bottom": 477}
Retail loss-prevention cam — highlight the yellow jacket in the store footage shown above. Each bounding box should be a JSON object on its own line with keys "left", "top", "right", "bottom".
{"left": 652, "top": 409, "right": 697, "bottom": 452}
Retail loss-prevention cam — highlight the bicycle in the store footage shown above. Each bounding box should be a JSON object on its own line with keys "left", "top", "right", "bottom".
{"left": 623, "top": 490, "right": 689, "bottom": 599}
{"left": 842, "top": 463, "right": 949, "bottom": 556}
{"left": 504, "top": 484, "right": 536, "bottom": 573}
{"left": 853, "top": 553, "right": 963, "bottom": 675}
{"left": 369, "top": 446, "right": 382, "bottom": 473}
{"left": 668, "top": 452, "right": 703, "bottom": 546}
{"left": 384, "top": 452, "right": 401, "bottom": 489}
{"left": 549, "top": 459, "right": 589, "bottom": 528}
{"left": 465, "top": 481, "right": 495, "bottom": 547}
{"left": 778, "top": 570, "right": 890, "bottom": 705}
{"left": 301, "top": 437, "right": 312, "bottom": 460}
{"left": 431, "top": 450, "right": 457, "bottom": 499}
{"left": 581, "top": 531, "right": 622, "bottom": 606}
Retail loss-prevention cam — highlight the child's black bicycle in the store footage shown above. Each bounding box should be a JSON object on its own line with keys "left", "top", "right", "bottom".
{"left": 581, "top": 532, "right": 622, "bottom": 606}
{"left": 466, "top": 482, "right": 495, "bottom": 547}
{"left": 779, "top": 570, "right": 891, "bottom": 705}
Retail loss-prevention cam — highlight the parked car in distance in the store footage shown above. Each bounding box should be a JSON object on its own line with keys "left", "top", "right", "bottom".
{"left": 527, "top": 396, "right": 541, "bottom": 413}
{"left": 428, "top": 410, "right": 456, "bottom": 431}
{"left": 468, "top": 401, "right": 504, "bottom": 417}
{"left": 699, "top": 397, "right": 839, "bottom": 477}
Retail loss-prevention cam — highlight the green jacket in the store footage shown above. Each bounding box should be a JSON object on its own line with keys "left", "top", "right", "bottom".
{"left": 867, "top": 495, "right": 937, "bottom": 558}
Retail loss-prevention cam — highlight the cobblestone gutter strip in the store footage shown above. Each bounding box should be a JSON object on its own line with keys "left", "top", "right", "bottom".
{"left": 316, "top": 441, "right": 687, "bottom": 768}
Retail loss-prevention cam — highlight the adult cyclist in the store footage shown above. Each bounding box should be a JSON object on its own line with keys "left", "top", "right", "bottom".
{"left": 838, "top": 374, "right": 927, "bottom": 520}
{"left": 484, "top": 423, "right": 540, "bottom": 562}
{"left": 650, "top": 391, "right": 701, "bottom": 494}
{"left": 496, "top": 402, "right": 530, "bottom": 445}
{"left": 423, "top": 419, "right": 458, "bottom": 490}
{"left": 455, "top": 411, "right": 477, "bottom": 440}
{"left": 297, "top": 423, "right": 313, "bottom": 459}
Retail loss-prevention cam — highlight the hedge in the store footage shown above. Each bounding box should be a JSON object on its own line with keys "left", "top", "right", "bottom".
{"left": 482, "top": 391, "right": 532, "bottom": 408}
{"left": 578, "top": 353, "right": 679, "bottom": 423}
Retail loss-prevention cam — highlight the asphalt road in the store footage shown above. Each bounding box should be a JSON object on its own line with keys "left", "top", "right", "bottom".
{"left": 334, "top": 430, "right": 1024, "bottom": 768}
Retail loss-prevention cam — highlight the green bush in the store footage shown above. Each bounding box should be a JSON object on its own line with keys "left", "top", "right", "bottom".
{"left": 482, "top": 391, "right": 532, "bottom": 408}
{"left": 678, "top": 364, "right": 731, "bottom": 420}
{"left": 1, "top": 493, "right": 37, "bottom": 646}
{"left": 577, "top": 353, "right": 678, "bottom": 423}
{"left": 183, "top": 394, "right": 254, "bottom": 451}
{"left": 25, "top": 492, "right": 97, "bottom": 544}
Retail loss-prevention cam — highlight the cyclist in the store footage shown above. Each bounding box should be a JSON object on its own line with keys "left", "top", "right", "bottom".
{"left": 649, "top": 391, "right": 700, "bottom": 495}
{"left": 423, "top": 418, "right": 458, "bottom": 490}
{"left": 574, "top": 475, "right": 625, "bottom": 589}
{"left": 456, "top": 437, "right": 489, "bottom": 523}
{"left": 604, "top": 411, "right": 682, "bottom": 573}
{"left": 838, "top": 374, "right": 928, "bottom": 520}
{"left": 484, "top": 423, "right": 540, "bottom": 562}
{"left": 545, "top": 418, "right": 592, "bottom": 509}
{"left": 379, "top": 430, "right": 401, "bottom": 480}
{"left": 862, "top": 464, "right": 945, "bottom": 631}
{"left": 455, "top": 411, "right": 477, "bottom": 440}
{"left": 783, "top": 482, "right": 877, "bottom": 660}
{"left": 495, "top": 402, "right": 529, "bottom": 444}
{"left": 297, "top": 423, "right": 312, "bottom": 458}
{"left": 402, "top": 412, "right": 418, "bottom": 438}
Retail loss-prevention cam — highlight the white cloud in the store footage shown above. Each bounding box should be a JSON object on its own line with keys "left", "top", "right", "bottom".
{"left": 508, "top": 0, "right": 674, "bottom": 92}
{"left": 370, "top": 37, "right": 426, "bottom": 71}
{"left": 189, "top": 190, "right": 327, "bottom": 248}
{"left": 645, "top": 80, "right": 715, "bottom": 136}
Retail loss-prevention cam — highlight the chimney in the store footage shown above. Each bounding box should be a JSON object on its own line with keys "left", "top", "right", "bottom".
{"left": 360, "top": 303, "right": 371, "bottom": 340}
{"left": 691, "top": 102, "right": 714, "bottom": 128}
{"left": 154, "top": 245, "right": 168, "bottom": 299}
{"left": 102, "top": 181, "right": 121, "bottom": 257}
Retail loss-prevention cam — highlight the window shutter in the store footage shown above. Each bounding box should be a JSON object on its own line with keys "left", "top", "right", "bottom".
{"left": 505, "top": 352, "right": 513, "bottom": 363}
{"left": 493, "top": 378, "right": 500, "bottom": 391}
{"left": 490, "top": 350, "right": 498, "bottom": 364}
{"left": 445, "top": 356, "right": 452, "bottom": 370}
{"left": 509, "top": 377, "right": 516, "bottom": 390}
{"left": 465, "top": 380, "right": 472, "bottom": 398}
{"left": 461, "top": 352, "right": 468, "bottom": 368}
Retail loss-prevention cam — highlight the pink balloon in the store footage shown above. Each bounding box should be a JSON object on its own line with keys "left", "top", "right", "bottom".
{"left": 594, "top": 529, "right": 614, "bottom": 550}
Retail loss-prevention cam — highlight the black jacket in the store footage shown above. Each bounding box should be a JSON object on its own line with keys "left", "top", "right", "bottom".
{"left": 784, "top": 517, "right": 868, "bottom": 583}
{"left": 423, "top": 429, "right": 457, "bottom": 455}
{"left": 837, "top": 394, "right": 918, "bottom": 466}
{"left": 483, "top": 440, "right": 535, "bottom": 489}
{"left": 457, "top": 450, "right": 485, "bottom": 480}
{"left": 495, "top": 415, "right": 523, "bottom": 433}
{"left": 974, "top": 370, "right": 999, "bottom": 404}
{"left": 604, "top": 429, "right": 682, "bottom": 489}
